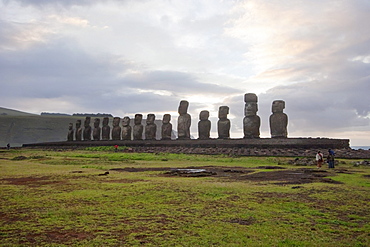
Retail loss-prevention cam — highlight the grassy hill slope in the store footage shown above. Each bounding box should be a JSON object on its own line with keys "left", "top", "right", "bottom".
{"left": 0, "top": 107, "right": 38, "bottom": 116}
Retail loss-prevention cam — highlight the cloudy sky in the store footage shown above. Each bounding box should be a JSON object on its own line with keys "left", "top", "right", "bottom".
{"left": 1, "top": 0, "right": 369, "bottom": 145}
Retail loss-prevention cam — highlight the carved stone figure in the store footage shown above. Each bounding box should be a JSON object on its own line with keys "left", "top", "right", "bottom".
{"left": 243, "top": 93, "right": 260, "bottom": 138}
{"left": 121, "top": 116, "right": 132, "bottom": 140}
{"left": 177, "top": 100, "right": 191, "bottom": 139}
{"left": 217, "top": 106, "right": 230, "bottom": 139}
{"left": 161, "top": 114, "right": 172, "bottom": 140}
{"left": 92, "top": 118, "right": 101, "bottom": 141}
{"left": 145, "top": 114, "right": 157, "bottom": 140}
{"left": 67, "top": 123, "right": 74, "bottom": 141}
{"left": 112, "top": 117, "right": 121, "bottom": 140}
{"left": 75, "top": 120, "right": 82, "bottom": 141}
{"left": 269, "top": 100, "right": 288, "bottom": 138}
{"left": 133, "top": 114, "right": 144, "bottom": 140}
{"left": 83, "top": 117, "right": 92, "bottom": 141}
{"left": 102, "top": 117, "right": 110, "bottom": 140}
{"left": 198, "top": 110, "right": 211, "bottom": 139}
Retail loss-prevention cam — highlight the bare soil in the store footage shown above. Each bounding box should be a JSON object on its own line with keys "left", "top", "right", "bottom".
{"left": 111, "top": 166, "right": 344, "bottom": 185}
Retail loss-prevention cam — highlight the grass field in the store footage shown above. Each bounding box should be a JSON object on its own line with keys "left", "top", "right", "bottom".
{"left": 1, "top": 148, "right": 369, "bottom": 246}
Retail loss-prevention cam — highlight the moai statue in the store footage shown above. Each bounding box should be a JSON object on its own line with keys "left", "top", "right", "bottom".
{"left": 269, "top": 100, "right": 288, "bottom": 138}
{"left": 112, "top": 117, "right": 121, "bottom": 140}
{"left": 177, "top": 100, "right": 191, "bottom": 139}
{"left": 161, "top": 114, "right": 172, "bottom": 140}
{"left": 67, "top": 123, "right": 74, "bottom": 141}
{"left": 83, "top": 117, "right": 92, "bottom": 141}
{"left": 92, "top": 118, "right": 101, "bottom": 141}
{"left": 102, "top": 117, "right": 110, "bottom": 140}
{"left": 198, "top": 110, "right": 211, "bottom": 140}
{"left": 75, "top": 120, "right": 82, "bottom": 141}
{"left": 145, "top": 114, "right": 157, "bottom": 140}
{"left": 121, "top": 116, "right": 132, "bottom": 140}
{"left": 133, "top": 114, "right": 144, "bottom": 140}
{"left": 243, "top": 93, "right": 260, "bottom": 138}
{"left": 217, "top": 106, "right": 230, "bottom": 139}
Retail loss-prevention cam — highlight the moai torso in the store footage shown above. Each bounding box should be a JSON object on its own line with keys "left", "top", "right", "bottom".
{"left": 67, "top": 123, "right": 74, "bottom": 141}
{"left": 83, "top": 117, "right": 92, "bottom": 141}
{"left": 161, "top": 114, "right": 172, "bottom": 140}
{"left": 198, "top": 110, "right": 211, "bottom": 140}
{"left": 243, "top": 93, "right": 260, "bottom": 138}
{"left": 269, "top": 100, "right": 288, "bottom": 138}
{"left": 121, "top": 117, "right": 132, "bottom": 140}
{"left": 217, "top": 106, "right": 230, "bottom": 139}
{"left": 75, "top": 120, "right": 82, "bottom": 141}
{"left": 92, "top": 118, "right": 101, "bottom": 141}
{"left": 112, "top": 117, "right": 121, "bottom": 140}
{"left": 177, "top": 100, "right": 191, "bottom": 139}
{"left": 145, "top": 114, "right": 157, "bottom": 140}
{"left": 102, "top": 117, "right": 111, "bottom": 140}
{"left": 133, "top": 114, "right": 144, "bottom": 140}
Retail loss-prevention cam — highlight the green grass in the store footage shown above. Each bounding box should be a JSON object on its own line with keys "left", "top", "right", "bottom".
{"left": 0, "top": 148, "right": 369, "bottom": 246}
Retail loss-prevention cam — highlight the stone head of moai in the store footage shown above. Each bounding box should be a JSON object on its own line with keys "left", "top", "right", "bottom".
{"left": 94, "top": 118, "right": 100, "bottom": 128}
{"left": 134, "top": 114, "right": 143, "bottom": 125}
{"left": 113, "top": 117, "right": 120, "bottom": 127}
{"left": 244, "top": 93, "right": 258, "bottom": 116}
{"left": 103, "top": 117, "right": 109, "bottom": 126}
{"left": 146, "top": 114, "right": 155, "bottom": 125}
{"left": 272, "top": 100, "right": 285, "bottom": 113}
{"left": 178, "top": 100, "right": 189, "bottom": 115}
{"left": 122, "top": 116, "right": 130, "bottom": 126}
{"left": 218, "top": 106, "right": 229, "bottom": 120}
{"left": 76, "top": 120, "right": 81, "bottom": 128}
{"left": 84, "top": 117, "right": 91, "bottom": 127}
{"left": 162, "top": 114, "right": 171, "bottom": 124}
{"left": 199, "top": 110, "right": 209, "bottom": 121}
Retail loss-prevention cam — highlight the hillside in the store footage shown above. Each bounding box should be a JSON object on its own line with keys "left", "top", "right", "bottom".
{"left": 0, "top": 107, "right": 174, "bottom": 147}
{"left": 0, "top": 107, "right": 38, "bottom": 117}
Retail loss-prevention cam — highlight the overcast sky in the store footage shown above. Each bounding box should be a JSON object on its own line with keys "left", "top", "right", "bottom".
{"left": 1, "top": 0, "right": 369, "bottom": 145}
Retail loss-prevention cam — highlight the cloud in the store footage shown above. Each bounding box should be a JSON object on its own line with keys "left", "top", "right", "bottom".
{"left": 0, "top": 0, "right": 369, "bottom": 144}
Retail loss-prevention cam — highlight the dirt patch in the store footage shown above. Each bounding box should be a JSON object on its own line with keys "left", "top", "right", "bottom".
{"left": 111, "top": 166, "right": 341, "bottom": 185}
{"left": 106, "top": 179, "right": 146, "bottom": 183}
{"left": 226, "top": 217, "right": 256, "bottom": 225}
{"left": 19, "top": 230, "right": 93, "bottom": 245}
{"left": 0, "top": 176, "right": 60, "bottom": 187}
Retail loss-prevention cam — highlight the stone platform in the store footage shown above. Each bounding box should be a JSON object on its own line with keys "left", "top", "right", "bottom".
{"left": 23, "top": 137, "right": 349, "bottom": 149}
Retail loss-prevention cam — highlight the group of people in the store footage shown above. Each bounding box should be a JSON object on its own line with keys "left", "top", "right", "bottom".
{"left": 316, "top": 149, "right": 335, "bottom": 168}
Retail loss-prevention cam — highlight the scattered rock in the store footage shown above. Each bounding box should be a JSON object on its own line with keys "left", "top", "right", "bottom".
{"left": 98, "top": 171, "right": 109, "bottom": 176}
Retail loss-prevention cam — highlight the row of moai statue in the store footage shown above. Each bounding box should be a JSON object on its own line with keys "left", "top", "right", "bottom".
{"left": 67, "top": 93, "right": 288, "bottom": 141}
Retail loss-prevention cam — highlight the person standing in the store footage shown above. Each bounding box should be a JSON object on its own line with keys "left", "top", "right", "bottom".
{"left": 327, "top": 149, "right": 335, "bottom": 168}
{"left": 316, "top": 151, "right": 324, "bottom": 168}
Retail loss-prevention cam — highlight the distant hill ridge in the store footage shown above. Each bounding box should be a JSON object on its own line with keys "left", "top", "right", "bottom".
{"left": 0, "top": 107, "right": 38, "bottom": 116}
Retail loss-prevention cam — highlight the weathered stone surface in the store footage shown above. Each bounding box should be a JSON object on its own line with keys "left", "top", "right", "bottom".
{"left": 133, "top": 114, "right": 144, "bottom": 140}
{"left": 75, "top": 120, "right": 82, "bottom": 141}
{"left": 112, "top": 117, "right": 121, "bottom": 140}
{"left": 67, "top": 123, "right": 74, "bottom": 141}
{"left": 269, "top": 100, "right": 288, "bottom": 138}
{"left": 102, "top": 117, "right": 110, "bottom": 140}
{"left": 243, "top": 93, "right": 260, "bottom": 138}
{"left": 121, "top": 116, "right": 132, "bottom": 140}
{"left": 161, "top": 114, "right": 172, "bottom": 140}
{"left": 218, "top": 106, "right": 230, "bottom": 139}
{"left": 92, "top": 118, "right": 101, "bottom": 141}
{"left": 198, "top": 110, "right": 211, "bottom": 140}
{"left": 83, "top": 117, "right": 92, "bottom": 141}
{"left": 145, "top": 114, "right": 157, "bottom": 140}
{"left": 177, "top": 100, "right": 191, "bottom": 140}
